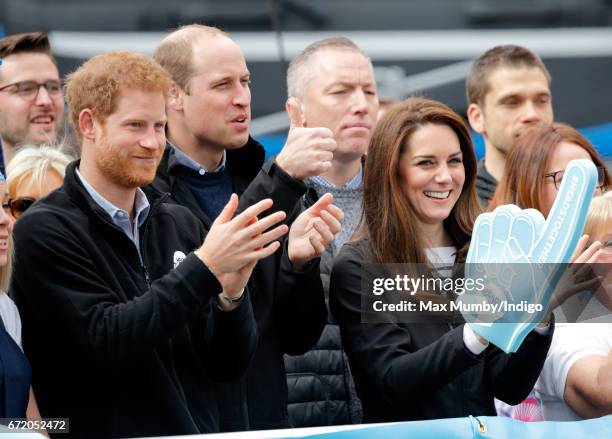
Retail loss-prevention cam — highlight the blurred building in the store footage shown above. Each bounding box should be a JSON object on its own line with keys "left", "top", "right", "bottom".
{"left": 1, "top": 0, "right": 612, "bottom": 160}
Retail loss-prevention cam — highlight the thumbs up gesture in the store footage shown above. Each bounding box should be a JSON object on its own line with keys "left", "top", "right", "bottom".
{"left": 275, "top": 98, "right": 337, "bottom": 180}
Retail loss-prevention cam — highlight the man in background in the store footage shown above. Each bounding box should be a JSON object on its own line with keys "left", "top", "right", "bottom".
{"left": 283, "top": 36, "right": 379, "bottom": 427}
{"left": 466, "top": 44, "right": 553, "bottom": 206}
{"left": 0, "top": 32, "right": 65, "bottom": 173}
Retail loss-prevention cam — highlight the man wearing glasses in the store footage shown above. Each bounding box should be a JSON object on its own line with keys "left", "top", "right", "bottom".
{"left": 0, "top": 32, "right": 65, "bottom": 173}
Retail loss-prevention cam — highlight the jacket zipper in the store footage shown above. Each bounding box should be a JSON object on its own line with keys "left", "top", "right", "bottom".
{"left": 92, "top": 193, "right": 169, "bottom": 288}
{"left": 139, "top": 219, "right": 151, "bottom": 287}
{"left": 142, "top": 264, "right": 151, "bottom": 287}
{"left": 137, "top": 194, "right": 169, "bottom": 287}
{"left": 475, "top": 417, "right": 487, "bottom": 434}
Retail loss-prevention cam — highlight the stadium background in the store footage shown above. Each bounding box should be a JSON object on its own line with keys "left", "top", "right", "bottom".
{"left": 1, "top": 0, "right": 611, "bottom": 166}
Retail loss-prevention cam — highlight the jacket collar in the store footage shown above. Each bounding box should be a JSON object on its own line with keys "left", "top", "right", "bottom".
{"left": 477, "top": 159, "right": 497, "bottom": 185}
{"left": 64, "top": 160, "right": 167, "bottom": 225}
{"left": 164, "top": 136, "right": 266, "bottom": 181}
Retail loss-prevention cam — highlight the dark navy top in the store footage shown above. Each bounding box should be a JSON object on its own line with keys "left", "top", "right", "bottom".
{"left": 0, "top": 315, "right": 31, "bottom": 418}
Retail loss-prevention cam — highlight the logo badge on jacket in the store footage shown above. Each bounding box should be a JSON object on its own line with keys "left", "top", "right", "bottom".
{"left": 173, "top": 251, "right": 186, "bottom": 269}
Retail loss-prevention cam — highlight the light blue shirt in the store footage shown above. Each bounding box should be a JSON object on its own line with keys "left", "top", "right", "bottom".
{"left": 170, "top": 142, "right": 227, "bottom": 175}
{"left": 310, "top": 165, "right": 363, "bottom": 190}
{"left": 76, "top": 168, "right": 150, "bottom": 263}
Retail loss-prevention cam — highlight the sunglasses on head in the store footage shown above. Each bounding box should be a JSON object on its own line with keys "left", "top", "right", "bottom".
{"left": 2, "top": 197, "right": 37, "bottom": 219}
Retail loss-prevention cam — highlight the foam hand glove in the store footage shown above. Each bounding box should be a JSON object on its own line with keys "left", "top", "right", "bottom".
{"left": 464, "top": 159, "right": 598, "bottom": 352}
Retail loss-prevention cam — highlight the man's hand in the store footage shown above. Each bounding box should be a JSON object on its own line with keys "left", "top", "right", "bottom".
{"left": 275, "top": 98, "right": 337, "bottom": 180}
{"left": 216, "top": 260, "right": 257, "bottom": 311}
{"left": 288, "top": 193, "right": 343, "bottom": 270}
{"left": 196, "top": 194, "right": 288, "bottom": 296}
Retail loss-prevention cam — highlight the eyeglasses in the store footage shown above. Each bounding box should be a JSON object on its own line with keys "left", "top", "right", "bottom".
{"left": 2, "top": 198, "right": 36, "bottom": 219}
{"left": 0, "top": 80, "right": 62, "bottom": 100}
{"left": 544, "top": 166, "right": 608, "bottom": 190}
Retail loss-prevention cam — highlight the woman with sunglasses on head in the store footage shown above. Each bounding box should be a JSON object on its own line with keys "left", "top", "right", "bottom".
{"left": 330, "top": 98, "right": 556, "bottom": 423}
{"left": 6, "top": 145, "right": 72, "bottom": 220}
{"left": 0, "top": 172, "right": 46, "bottom": 434}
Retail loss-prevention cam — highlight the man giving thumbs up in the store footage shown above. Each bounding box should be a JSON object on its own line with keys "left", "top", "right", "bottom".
{"left": 282, "top": 37, "right": 379, "bottom": 427}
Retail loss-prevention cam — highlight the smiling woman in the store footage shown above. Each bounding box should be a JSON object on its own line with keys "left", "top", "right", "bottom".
{"left": 0, "top": 174, "right": 45, "bottom": 433}
{"left": 397, "top": 123, "right": 466, "bottom": 233}
{"left": 330, "top": 97, "right": 555, "bottom": 423}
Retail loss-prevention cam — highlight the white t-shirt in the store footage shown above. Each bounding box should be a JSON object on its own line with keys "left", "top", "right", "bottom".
{"left": 426, "top": 246, "right": 456, "bottom": 277}
{"left": 534, "top": 322, "right": 612, "bottom": 421}
{"left": 426, "top": 246, "right": 489, "bottom": 356}
{"left": 0, "top": 292, "right": 22, "bottom": 347}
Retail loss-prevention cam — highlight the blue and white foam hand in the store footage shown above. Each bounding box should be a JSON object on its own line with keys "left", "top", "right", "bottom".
{"left": 464, "top": 159, "right": 598, "bottom": 353}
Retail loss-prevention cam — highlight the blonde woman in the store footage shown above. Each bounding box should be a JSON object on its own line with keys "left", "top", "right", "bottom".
{"left": 0, "top": 172, "right": 45, "bottom": 433}
{"left": 6, "top": 145, "right": 72, "bottom": 219}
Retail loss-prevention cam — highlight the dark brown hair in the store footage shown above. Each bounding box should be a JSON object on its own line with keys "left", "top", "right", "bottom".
{"left": 466, "top": 45, "right": 550, "bottom": 106}
{"left": 362, "top": 97, "right": 482, "bottom": 264}
{"left": 490, "top": 122, "right": 611, "bottom": 213}
{"left": 0, "top": 32, "right": 53, "bottom": 60}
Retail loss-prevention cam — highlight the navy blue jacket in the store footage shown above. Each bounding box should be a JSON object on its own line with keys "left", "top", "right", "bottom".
{"left": 11, "top": 161, "right": 258, "bottom": 438}
{"left": 146, "top": 138, "right": 327, "bottom": 431}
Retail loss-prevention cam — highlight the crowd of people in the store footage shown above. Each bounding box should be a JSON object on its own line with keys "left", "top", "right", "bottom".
{"left": 0, "top": 25, "right": 609, "bottom": 438}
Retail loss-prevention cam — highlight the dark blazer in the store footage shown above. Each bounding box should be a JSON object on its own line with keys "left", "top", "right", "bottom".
{"left": 330, "top": 239, "right": 554, "bottom": 423}
{"left": 146, "top": 139, "right": 327, "bottom": 431}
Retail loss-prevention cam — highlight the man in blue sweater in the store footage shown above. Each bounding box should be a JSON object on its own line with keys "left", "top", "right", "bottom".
{"left": 150, "top": 24, "right": 343, "bottom": 431}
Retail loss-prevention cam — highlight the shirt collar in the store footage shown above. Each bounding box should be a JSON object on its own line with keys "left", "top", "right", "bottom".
{"left": 310, "top": 164, "right": 363, "bottom": 190}
{"left": 169, "top": 141, "right": 226, "bottom": 174}
{"left": 75, "top": 168, "right": 150, "bottom": 228}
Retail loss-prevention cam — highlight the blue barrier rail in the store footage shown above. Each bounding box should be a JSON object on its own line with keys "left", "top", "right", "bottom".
{"left": 301, "top": 415, "right": 612, "bottom": 439}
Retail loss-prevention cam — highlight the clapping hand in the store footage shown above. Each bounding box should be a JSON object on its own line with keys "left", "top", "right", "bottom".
{"left": 288, "top": 193, "right": 344, "bottom": 270}
{"left": 197, "top": 194, "right": 289, "bottom": 308}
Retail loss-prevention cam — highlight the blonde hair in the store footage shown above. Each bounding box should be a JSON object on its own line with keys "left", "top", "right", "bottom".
{"left": 6, "top": 145, "right": 72, "bottom": 199}
{"left": 65, "top": 51, "right": 171, "bottom": 142}
{"left": 584, "top": 195, "right": 612, "bottom": 240}
{"left": 0, "top": 241, "right": 11, "bottom": 292}
{"left": 0, "top": 179, "right": 11, "bottom": 291}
